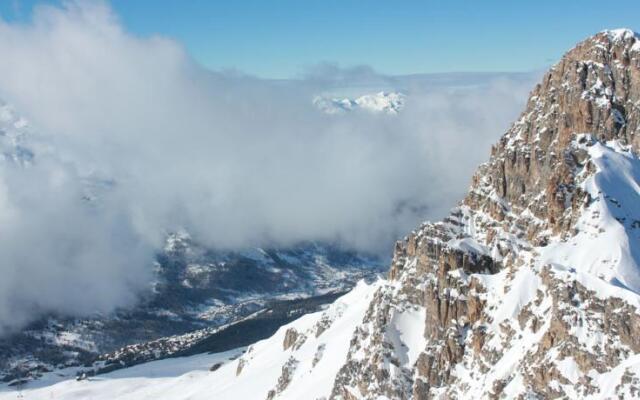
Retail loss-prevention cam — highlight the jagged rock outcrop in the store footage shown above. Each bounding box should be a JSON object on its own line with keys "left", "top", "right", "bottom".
{"left": 267, "top": 357, "right": 299, "bottom": 400}
{"left": 468, "top": 29, "right": 640, "bottom": 240}
{"left": 326, "top": 29, "right": 640, "bottom": 399}
{"left": 283, "top": 328, "right": 299, "bottom": 351}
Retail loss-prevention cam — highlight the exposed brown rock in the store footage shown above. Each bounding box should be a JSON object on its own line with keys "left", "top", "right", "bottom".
{"left": 266, "top": 356, "right": 299, "bottom": 400}
{"left": 282, "top": 328, "right": 298, "bottom": 351}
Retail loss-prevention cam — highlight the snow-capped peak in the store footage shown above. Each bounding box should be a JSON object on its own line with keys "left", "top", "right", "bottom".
{"left": 313, "top": 91, "right": 405, "bottom": 115}
{"left": 602, "top": 27, "right": 640, "bottom": 41}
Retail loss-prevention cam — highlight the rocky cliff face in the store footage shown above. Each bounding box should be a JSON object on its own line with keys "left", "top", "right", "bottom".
{"left": 325, "top": 29, "right": 640, "bottom": 399}
{"left": 468, "top": 28, "right": 640, "bottom": 241}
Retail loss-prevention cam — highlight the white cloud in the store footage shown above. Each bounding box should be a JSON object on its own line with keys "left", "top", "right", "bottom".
{"left": 0, "top": 0, "right": 537, "bottom": 333}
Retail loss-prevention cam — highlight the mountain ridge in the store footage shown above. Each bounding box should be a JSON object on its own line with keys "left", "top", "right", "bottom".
{"left": 326, "top": 27, "right": 640, "bottom": 399}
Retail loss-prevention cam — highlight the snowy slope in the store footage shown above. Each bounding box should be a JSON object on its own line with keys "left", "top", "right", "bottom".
{"left": 0, "top": 349, "right": 243, "bottom": 400}
{"left": 0, "top": 281, "right": 381, "bottom": 400}
{"left": 540, "top": 137, "right": 640, "bottom": 292}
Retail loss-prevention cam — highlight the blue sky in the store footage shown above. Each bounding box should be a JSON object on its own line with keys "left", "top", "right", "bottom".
{"left": 1, "top": 0, "right": 639, "bottom": 78}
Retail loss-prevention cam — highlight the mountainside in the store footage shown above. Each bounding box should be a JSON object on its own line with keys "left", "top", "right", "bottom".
{"left": 4, "top": 29, "right": 640, "bottom": 400}
{"left": 326, "top": 28, "right": 640, "bottom": 399}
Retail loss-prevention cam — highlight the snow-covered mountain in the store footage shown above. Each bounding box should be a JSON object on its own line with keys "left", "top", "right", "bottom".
{"left": 5, "top": 29, "right": 640, "bottom": 399}
{"left": 313, "top": 91, "right": 405, "bottom": 114}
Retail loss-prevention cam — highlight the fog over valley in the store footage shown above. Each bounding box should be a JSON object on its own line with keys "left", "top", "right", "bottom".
{"left": 0, "top": 1, "right": 535, "bottom": 332}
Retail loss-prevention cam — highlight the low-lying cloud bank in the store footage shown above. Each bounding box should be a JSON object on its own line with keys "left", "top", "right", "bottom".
{"left": 0, "top": 1, "right": 538, "bottom": 333}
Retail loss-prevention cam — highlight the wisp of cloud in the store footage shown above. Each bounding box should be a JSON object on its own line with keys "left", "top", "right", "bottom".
{"left": 0, "top": 1, "right": 537, "bottom": 333}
